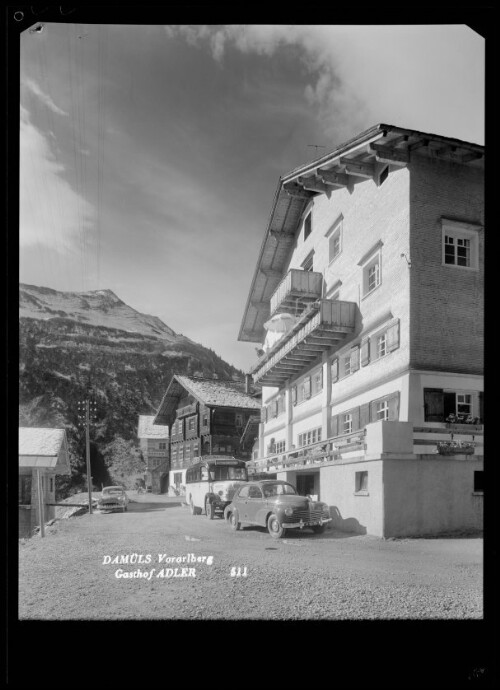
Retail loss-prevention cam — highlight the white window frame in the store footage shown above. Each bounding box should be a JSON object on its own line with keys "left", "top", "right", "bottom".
{"left": 456, "top": 393, "right": 472, "bottom": 416}
{"left": 376, "top": 400, "right": 389, "bottom": 421}
{"left": 360, "top": 244, "right": 383, "bottom": 298}
{"left": 377, "top": 333, "right": 387, "bottom": 359}
{"left": 342, "top": 413, "right": 353, "bottom": 434}
{"left": 441, "top": 220, "right": 479, "bottom": 271}
{"left": 355, "top": 471, "right": 368, "bottom": 494}
{"left": 342, "top": 354, "right": 351, "bottom": 378}
{"left": 275, "top": 440, "right": 286, "bottom": 454}
{"left": 298, "top": 427, "right": 322, "bottom": 447}
{"left": 326, "top": 215, "right": 343, "bottom": 265}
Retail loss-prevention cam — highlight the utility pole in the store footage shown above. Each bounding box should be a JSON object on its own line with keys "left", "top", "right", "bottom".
{"left": 78, "top": 388, "right": 97, "bottom": 514}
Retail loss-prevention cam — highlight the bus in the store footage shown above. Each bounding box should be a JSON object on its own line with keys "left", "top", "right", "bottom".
{"left": 185, "top": 457, "right": 248, "bottom": 519}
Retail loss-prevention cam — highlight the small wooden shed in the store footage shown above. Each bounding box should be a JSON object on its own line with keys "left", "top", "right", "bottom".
{"left": 19, "top": 427, "right": 71, "bottom": 538}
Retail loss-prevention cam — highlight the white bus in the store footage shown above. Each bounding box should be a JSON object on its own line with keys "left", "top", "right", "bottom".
{"left": 185, "top": 457, "right": 248, "bottom": 519}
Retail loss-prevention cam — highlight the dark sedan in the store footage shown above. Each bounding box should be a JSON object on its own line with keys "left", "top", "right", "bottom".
{"left": 224, "top": 480, "right": 331, "bottom": 539}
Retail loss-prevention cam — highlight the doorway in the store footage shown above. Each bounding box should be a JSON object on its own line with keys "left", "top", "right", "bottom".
{"left": 296, "top": 473, "right": 317, "bottom": 497}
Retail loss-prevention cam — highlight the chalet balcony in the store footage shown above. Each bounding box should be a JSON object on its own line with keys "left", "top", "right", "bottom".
{"left": 176, "top": 402, "right": 198, "bottom": 419}
{"left": 251, "top": 299, "right": 356, "bottom": 386}
{"left": 270, "top": 269, "right": 323, "bottom": 316}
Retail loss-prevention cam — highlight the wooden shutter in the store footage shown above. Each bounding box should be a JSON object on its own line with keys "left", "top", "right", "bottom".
{"left": 331, "top": 414, "right": 339, "bottom": 437}
{"left": 387, "top": 320, "right": 400, "bottom": 352}
{"left": 350, "top": 346, "right": 360, "bottom": 373}
{"left": 370, "top": 400, "right": 378, "bottom": 422}
{"left": 443, "top": 392, "right": 456, "bottom": 419}
{"left": 387, "top": 392, "right": 400, "bottom": 421}
{"left": 331, "top": 359, "right": 339, "bottom": 383}
{"left": 423, "top": 388, "right": 444, "bottom": 422}
{"left": 304, "top": 376, "right": 311, "bottom": 399}
{"left": 351, "top": 407, "right": 361, "bottom": 431}
{"left": 360, "top": 403, "right": 371, "bottom": 428}
{"left": 361, "top": 337, "right": 370, "bottom": 366}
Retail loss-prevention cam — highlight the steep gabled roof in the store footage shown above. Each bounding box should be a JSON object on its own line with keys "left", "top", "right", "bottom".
{"left": 137, "top": 415, "right": 169, "bottom": 439}
{"left": 238, "top": 123, "right": 484, "bottom": 344}
{"left": 153, "top": 375, "right": 261, "bottom": 427}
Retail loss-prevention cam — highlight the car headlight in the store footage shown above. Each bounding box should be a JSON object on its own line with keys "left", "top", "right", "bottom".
{"left": 284, "top": 507, "right": 293, "bottom": 516}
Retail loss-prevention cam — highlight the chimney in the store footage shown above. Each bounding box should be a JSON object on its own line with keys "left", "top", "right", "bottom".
{"left": 245, "top": 373, "right": 253, "bottom": 395}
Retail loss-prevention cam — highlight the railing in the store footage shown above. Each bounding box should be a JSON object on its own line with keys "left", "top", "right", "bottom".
{"left": 413, "top": 423, "right": 483, "bottom": 455}
{"left": 247, "top": 429, "right": 366, "bottom": 474}
{"left": 252, "top": 299, "right": 356, "bottom": 384}
{"left": 270, "top": 269, "right": 323, "bottom": 315}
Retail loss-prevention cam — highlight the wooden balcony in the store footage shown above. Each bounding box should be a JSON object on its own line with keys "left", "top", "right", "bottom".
{"left": 251, "top": 299, "right": 356, "bottom": 386}
{"left": 176, "top": 402, "right": 198, "bottom": 419}
{"left": 270, "top": 269, "right": 323, "bottom": 316}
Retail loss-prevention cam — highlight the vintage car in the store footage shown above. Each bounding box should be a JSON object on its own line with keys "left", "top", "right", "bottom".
{"left": 98, "top": 486, "right": 129, "bottom": 513}
{"left": 224, "top": 480, "right": 331, "bottom": 538}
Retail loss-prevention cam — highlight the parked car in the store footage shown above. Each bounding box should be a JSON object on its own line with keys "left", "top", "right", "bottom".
{"left": 98, "top": 486, "right": 129, "bottom": 513}
{"left": 224, "top": 480, "right": 331, "bottom": 538}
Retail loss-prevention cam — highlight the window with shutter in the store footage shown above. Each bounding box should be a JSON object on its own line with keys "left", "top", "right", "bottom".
{"left": 331, "top": 359, "right": 339, "bottom": 383}
{"left": 351, "top": 407, "right": 361, "bottom": 431}
{"left": 423, "top": 388, "right": 444, "bottom": 422}
{"left": 331, "top": 414, "right": 339, "bottom": 437}
{"left": 387, "top": 320, "right": 400, "bottom": 352}
{"left": 360, "top": 403, "right": 371, "bottom": 428}
{"left": 361, "top": 338, "right": 370, "bottom": 366}
{"left": 350, "top": 346, "right": 360, "bottom": 373}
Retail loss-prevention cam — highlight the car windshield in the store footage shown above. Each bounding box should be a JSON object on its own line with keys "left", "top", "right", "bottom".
{"left": 104, "top": 488, "right": 124, "bottom": 495}
{"left": 262, "top": 483, "right": 296, "bottom": 497}
{"left": 209, "top": 466, "right": 247, "bottom": 481}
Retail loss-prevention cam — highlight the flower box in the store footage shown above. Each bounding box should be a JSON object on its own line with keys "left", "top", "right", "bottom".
{"left": 436, "top": 441, "right": 475, "bottom": 455}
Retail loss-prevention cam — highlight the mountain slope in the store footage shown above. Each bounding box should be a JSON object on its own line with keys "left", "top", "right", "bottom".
{"left": 19, "top": 284, "right": 244, "bottom": 493}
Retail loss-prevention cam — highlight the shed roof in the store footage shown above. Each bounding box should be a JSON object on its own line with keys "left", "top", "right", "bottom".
{"left": 18, "top": 427, "right": 70, "bottom": 473}
{"left": 137, "top": 415, "right": 169, "bottom": 439}
{"left": 153, "top": 375, "right": 261, "bottom": 427}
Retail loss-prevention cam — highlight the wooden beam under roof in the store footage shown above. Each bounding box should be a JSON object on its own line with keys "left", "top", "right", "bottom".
{"left": 369, "top": 143, "right": 409, "bottom": 165}
{"left": 259, "top": 267, "right": 283, "bottom": 279}
{"left": 339, "top": 158, "right": 375, "bottom": 178}
{"left": 383, "top": 133, "right": 409, "bottom": 146}
{"left": 282, "top": 182, "right": 313, "bottom": 199}
{"left": 460, "top": 150, "right": 484, "bottom": 163}
{"left": 298, "top": 176, "right": 330, "bottom": 194}
{"left": 269, "top": 228, "right": 295, "bottom": 242}
{"left": 317, "top": 169, "right": 350, "bottom": 187}
{"left": 408, "top": 138, "right": 429, "bottom": 152}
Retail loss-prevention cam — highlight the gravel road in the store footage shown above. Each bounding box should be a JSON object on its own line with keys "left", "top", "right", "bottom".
{"left": 18, "top": 493, "right": 483, "bottom": 620}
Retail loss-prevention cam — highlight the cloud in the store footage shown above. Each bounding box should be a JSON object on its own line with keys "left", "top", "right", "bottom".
{"left": 164, "top": 25, "right": 484, "bottom": 144}
{"left": 22, "top": 77, "right": 69, "bottom": 117}
{"left": 20, "top": 105, "right": 95, "bottom": 257}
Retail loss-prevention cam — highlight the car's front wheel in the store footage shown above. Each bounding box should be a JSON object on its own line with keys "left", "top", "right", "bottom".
{"left": 267, "top": 514, "right": 285, "bottom": 539}
{"left": 229, "top": 511, "right": 240, "bottom": 531}
{"left": 205, "top": 498, "right": 214, "bottom": 520}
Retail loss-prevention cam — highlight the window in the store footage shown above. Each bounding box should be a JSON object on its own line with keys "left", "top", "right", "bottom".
{"left": 359, "top": 243, "right": 383, "bottom": 297}
{"left": 376, "top": 400, "right": 389, "bottom": 421}
{"left": 457, "top": 394, "right": 472, "bottom": 416}
{"left": 275, "top": 440, "right": 286, "bottom": 453}
{"left": 473, "top": 471, "right": 483, "bottom": 493}
{"left": 159, "top": 442, "right": 166, "bottom": 450}
{"left": 312, "top": 369, "right": 323, "bottom": 396}
{"left": 235, "top": 414, "right": 243, "bottom": 428}
{"left": 355, "top": 471, "right": 368, "bottom": 493}
{"left": 342, "top": 354, "right": 351, "bottom": 378}
{"left": 202, "top": 413, "right": 209, "bottom": 427}
{"left": 188, "top": 417, "right": 196, "bottom": 432}
{"left": 249, "top": 485, "right": 263, "bottom": 499}
{"left": 174, "top": 472, "right": 182, "bottom": 486}
{"left": 326, "top": 216, "right": 343, "bottom": 263}
{"left": 297, "top": 376, "right": 311, "bottom": 404}
{"left": 342, "top": 413, "right": 353, "bottom": 434}
{"left": 304, "top": 212, "right": 312, "bottom": 241}
{"left": 19, "top": 475, "right": 32, "bottom": 504}
{"left": 441, "top": 220, "right": 480, "bottom": 270}
{"left": 298, "top": 428, "right": 322, "bottom": 447}
{"left": 377, "top": 333, "right": 387, "bottom": 358}
{"left": 50, "top": 477, "right": 54, "bottom": 492}
{"left": 238, "top": 485, "right": 250, "bottom": 499}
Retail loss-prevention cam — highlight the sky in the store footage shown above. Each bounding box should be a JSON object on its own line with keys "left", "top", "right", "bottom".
{"left": 19, "top": 23, "right": 485, "bottom": 372}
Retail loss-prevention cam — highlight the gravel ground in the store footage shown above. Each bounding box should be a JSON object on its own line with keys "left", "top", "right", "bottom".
{"left": 18, "top": 493, "right": 483, "bottom": 620}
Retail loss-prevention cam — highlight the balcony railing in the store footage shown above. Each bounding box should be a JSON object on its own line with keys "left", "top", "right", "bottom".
{"left": 247, "top": 430, "right": 366, "bottom": 474}
{"left": 176, "top": 402, "right": 198, "bottom": 419}
{"left": 252, "top": 299, "right": 356, "bottom": 386}
{"left": 270, "top": 269, "right": 323, "bottom": 316}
